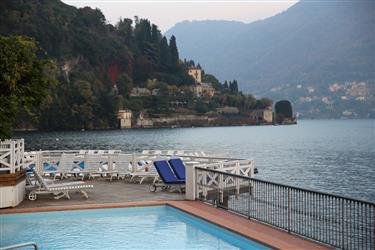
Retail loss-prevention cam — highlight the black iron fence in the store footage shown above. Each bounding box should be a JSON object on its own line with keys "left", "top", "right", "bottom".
{"left": 195, "top": 167, "right": 375, "bottom": 250}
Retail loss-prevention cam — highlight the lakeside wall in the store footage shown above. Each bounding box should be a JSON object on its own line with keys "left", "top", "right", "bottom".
{"left": 134, "top": 115, "right": 271, "bottom": 128}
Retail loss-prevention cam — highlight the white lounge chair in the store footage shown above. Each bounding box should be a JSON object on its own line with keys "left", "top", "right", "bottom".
{"left": 106, "top": 154, "right": 132, "bottom": 181}
{"left": 81, "top": 154, "right": 105, "bottom": 180}
{"left": 129, "top": 162, "right": 159, "bottom": 184}
{"left": 53, "top": 154, "right": 81, "bottom": 180}
{"left": 27, "top": 169, "right": 93, "bottom": 200}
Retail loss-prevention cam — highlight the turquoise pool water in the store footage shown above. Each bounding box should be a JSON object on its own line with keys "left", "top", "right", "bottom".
{"left": 0, "top": 206, "right": 270, "bottom": 250}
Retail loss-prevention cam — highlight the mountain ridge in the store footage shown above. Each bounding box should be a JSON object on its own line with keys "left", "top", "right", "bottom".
{"left": 166, "top": 0, "right": 374, "bottom": 90}
{"left": 165, "top": 0, "right": 375, "bottom": 118}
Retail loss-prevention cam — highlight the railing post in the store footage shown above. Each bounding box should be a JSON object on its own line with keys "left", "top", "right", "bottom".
{"left": 185, "top": 164, "right": 196, "bottom": 200}
{"left": 288, "top": 187, "right": 291, "bottom": 233}
{"left": 218, "top": 172, "right": 223, "bottom": 206}
{"left": 248, "top": 179, "right": 251, "bottom": 219}
{"left": 10, "top": 140, "right": 15, "bottom": 173}
{"left": 341, "top": 198, "right": 344, "bottom": 249}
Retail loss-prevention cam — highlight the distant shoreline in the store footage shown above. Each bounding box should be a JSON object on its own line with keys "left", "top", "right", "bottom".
{"left": 15, "top": 118, "right": 375, "bottom": 133}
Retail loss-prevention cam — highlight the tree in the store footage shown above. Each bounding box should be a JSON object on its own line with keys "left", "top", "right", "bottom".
{"left": 117, "top": 73, "right": 133, "bottom": 97}
{"left": 275, "top": 100, "right": 293, "bottom": 122}
{"left": 195, "top": 100, "right": 208, "bottom": 114}
{"left": 0, "top": 35, "right": 55, "bottom": 139}
{"left": 116, "top": 18, "right": 133, "bottom": 46}
{"left": 159, "top": 36, "right": 171, "bottom": 70}
{"left": 72, "top": 80, "right": 95, "bottom": 129}
{"left": 255, "top": 98, "right": 273, "bottom": 109}
{"left": 243, "top": 94, "right": 256, "bottom": 111}
{"left": 230, "top": 80, "right": 238, "bottom": 93}
{"left": 169, "top": 35, "right": 179, "bottom": 69}
{"left": 202, "top": 73, "right": 221, "bottom": 90}
{"left": 151, "top": 24, "right": 161, "bottom": 43}
{"left": 134, "top": 56, "right": 153, "bottom": 83}
{"left": 223, "top": 80, "right": 229, "bottom": 89}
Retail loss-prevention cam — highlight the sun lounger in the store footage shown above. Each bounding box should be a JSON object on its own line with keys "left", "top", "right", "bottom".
{"left": 168, "top": 158, "right": 186, "bottom": 180}
{"left": 104, "top": 154, "right": 132, "bottom": 181}
{"left": 149, "top": 160, "right": 185, "bottom": 192}
{"left": 81, "top": 154, "right": 105, "bottom": 180}
{"left": 53, "top": 154, "right": 81, "bottom": 180}
{"left": 27, "top": 169, "right": 93, "bottom": 200}
{"left": 129, "top": 162, "right": 159, "bottom": 184}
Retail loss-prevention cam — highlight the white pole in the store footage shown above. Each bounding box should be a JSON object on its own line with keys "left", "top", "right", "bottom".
{"left": 185, "top": 164, "right": 196, "bottom": 200}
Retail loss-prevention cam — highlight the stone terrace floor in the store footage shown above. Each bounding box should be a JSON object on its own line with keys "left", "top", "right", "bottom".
{"left": 15, "top": 178, "right": 184, "bottom": 209}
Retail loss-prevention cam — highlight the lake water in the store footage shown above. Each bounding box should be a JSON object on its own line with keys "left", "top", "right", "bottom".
{"left": 14, "top": 119, "right": 375, "bottom": 202}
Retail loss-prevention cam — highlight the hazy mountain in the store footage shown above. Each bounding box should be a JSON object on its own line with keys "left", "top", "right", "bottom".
{"left": 166, "top": 0, "right": 374, "bottom": 118}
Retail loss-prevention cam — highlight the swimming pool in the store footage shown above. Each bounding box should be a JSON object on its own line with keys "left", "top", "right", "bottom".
{"left": 1, "top": 206, "right": 270, "bottom": 249}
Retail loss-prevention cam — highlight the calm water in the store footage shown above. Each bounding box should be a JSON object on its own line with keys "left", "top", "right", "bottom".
{"left": 15, "top": 119, "right": 375, "bottom": 202}
{"left": 1, "top": 206, "right": 269, "bottom": 249}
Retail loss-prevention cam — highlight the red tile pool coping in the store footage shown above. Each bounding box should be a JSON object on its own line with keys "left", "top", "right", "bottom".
{"left": 1, "top": 200, "right": 331, "bottom": 250}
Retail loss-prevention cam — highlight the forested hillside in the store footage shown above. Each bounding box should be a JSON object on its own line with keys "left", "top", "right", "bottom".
{"left": 166, "top": 0, "right": 375, "bottom": 118}
{"left": 0, "top": 0, "right": 196, "bottom": 130}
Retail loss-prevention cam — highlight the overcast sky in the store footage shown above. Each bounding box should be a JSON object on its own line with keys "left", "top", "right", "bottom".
{"left": 62, "top": 0, "right": 298, "bottom": 32}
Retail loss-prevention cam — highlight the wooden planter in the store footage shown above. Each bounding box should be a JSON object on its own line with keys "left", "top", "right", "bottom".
{"left": 0, "top": 139, "right": 26, "bottom": 208}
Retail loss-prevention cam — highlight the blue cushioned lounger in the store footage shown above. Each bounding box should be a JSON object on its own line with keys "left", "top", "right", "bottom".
{"left": 150, "top": 160, "right": 185, "bottom": 192}
{"left": 168, "top": 158, "right": 185, "bottom": 180}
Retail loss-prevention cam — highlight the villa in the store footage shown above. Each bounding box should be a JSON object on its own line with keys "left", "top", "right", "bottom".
{"left": 188, "top": 67, "right": 215, "bottom": 98}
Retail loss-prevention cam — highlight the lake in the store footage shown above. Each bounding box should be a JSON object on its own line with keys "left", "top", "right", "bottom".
{"left": 14, "top": 119, "right": 375, "bottom": 202}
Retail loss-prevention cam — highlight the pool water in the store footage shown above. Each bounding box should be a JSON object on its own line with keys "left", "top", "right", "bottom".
{"left": 0, "top": 206, "right": 270, "bottom": 250}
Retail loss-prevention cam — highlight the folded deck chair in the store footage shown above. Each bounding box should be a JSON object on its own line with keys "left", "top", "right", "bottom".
{"left": 168, "top": 158, "right": 186, "bottom": 180}
{"left": 28, "top": 169, "right": 93, "bottom": 200}
{"left": 150, "top": 160, "right": 185, "bottom": 193}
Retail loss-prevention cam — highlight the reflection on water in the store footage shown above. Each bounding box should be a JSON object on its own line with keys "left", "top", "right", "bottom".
{"left": 14, "top": 119, "right": 375, "bottom": 202}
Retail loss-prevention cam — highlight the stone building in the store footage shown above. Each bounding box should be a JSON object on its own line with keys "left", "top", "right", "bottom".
{"left": 249, "top": 108, "right": 273, "bottom": 124}
{"left": 117, "top": 110, "right": 132, "bottom": 128}
{"left": 188, "top": 67, "right": 202, "bottom": 83}
{"left": 188, "top": 67, "right": 214, "bottom": 98}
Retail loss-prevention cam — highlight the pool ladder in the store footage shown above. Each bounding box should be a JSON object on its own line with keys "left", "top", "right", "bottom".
{"left": 0, "top": 242, "right": 38, "bottom": 250}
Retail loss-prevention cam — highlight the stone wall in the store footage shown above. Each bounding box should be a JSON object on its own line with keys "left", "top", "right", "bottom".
{"left": 134, "top": 115, "right": 258, "bottom": 128}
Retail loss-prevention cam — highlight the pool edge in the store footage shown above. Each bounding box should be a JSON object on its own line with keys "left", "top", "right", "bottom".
{"left": 1, "top": 200, "right": 332, "bottom": 250}
{"left": 0, "top": 200, "right": 168, "bottom": 214}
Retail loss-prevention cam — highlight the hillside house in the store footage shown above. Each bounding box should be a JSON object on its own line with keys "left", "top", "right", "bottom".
{"left": 117, "top": 110, "right": 132, "bottom": 128}
{"left": 188, "top": 67, "right": 202, "bottom": 83}
{"left": 249, "top": 108, "right": 273, "bottom": 124}
{"left": 130, "top": 88, "right": 151, "bottom": 97}
{"left": 188, "top": 67, "right": 214, "bottom": 98}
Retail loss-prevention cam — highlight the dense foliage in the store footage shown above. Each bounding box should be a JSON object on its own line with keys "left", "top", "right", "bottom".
{"left": 0, "top": 0, "right": 198, "bottom": 130}
{"left": 0, "top": 35, "right": 55, "bottom": 139}
{"left": 0, "top": 0, "right": 273, "bottom": 132}
{"left": 275, "top": 100, "right": 293, "bottom": 123}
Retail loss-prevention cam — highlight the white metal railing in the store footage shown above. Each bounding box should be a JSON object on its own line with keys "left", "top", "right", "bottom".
{"left": 185, "top": 159, "right": 255, "bottom": 201}
{"left": 23, "top": 150, "right": 254, "bottom": 180}
{"left": 193, "top": 160, "right": 255, "bottom": 200}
